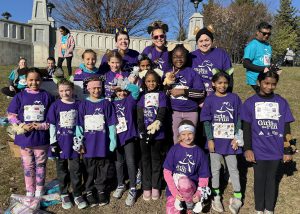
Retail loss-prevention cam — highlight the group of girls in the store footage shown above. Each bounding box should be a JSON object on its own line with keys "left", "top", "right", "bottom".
{"left": 6, "top": 20, "right": 295, "bottom": 214}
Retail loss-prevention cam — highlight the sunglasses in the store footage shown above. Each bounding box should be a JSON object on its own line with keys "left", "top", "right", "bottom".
{"left": 259, "top": 31, "right": 271, "bottom": 36}
{"left": 152, "top": 34, "right": 165, "bottom": 40}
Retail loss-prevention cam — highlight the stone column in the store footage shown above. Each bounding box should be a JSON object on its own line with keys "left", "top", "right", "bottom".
{"left": 28, "top": 0, "right": 54, "bottom": 67}
{"left": 185, "top": 12, "right": 203, "bottom": 51}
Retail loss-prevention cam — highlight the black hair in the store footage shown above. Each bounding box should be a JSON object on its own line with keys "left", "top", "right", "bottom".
{"left": 57, "top": 78, "right": 74, "bottom": 89}
{"left": 211, "top": 72, "right": 231, "bottom": 83}
{"left": 170, "top": 44, "right": 190, "bottom": 67}
{"left": 178, "top": 119, "right": 195, "bottom": 129}
{"left": 47, "top": 57, "right": 55, "bottom": 62}
{"left": 142, "top": 70, "right": 162, "bottom": 91}
{"left": 138, "top": 54, "right": 153, "bottom": 66}
{"left": 257, "top": 22, "right": 272, "bottom": 31}
{"left": 82, "top": 49, "right": 97, "bottom": 59}
{"left": 59, "top": 26, "right": 70, "bottom": 34}
{"left": 115, "top": 30, "right": 130, "bottom": 43}
{"left": 26, "top": 67, "right": 41, "bottom": 78}
{"left": 257, "top": 70, "right": 279, "bottom": 83}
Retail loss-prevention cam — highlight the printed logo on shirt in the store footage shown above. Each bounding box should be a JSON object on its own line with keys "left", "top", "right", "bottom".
{"left": 255, "top": 102, "right": 280, "bottom": 136}
{"left": 59, "top": 109, "right": 77, "bottom": 128}
{"left": 193, "top": 60, "right": 214, "bottom": 93}
{"left": 171, "top": 75, "right": 188, "bottom": 100}
{"left": 176, "top": 153, "right": 195, "bottom": 173}
{"left": 24, "top": 101, "right": 45, "bottom": 122}
{"left": 213, "top": 102, "right": 235, "bottom": 139}
{"left": 259, "top": 131, "right": 264, "bottom": 136}
{"left": 154, "top": 58, "right": 165, "bottom": 70}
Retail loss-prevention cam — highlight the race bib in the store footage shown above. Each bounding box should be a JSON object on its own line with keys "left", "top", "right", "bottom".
{"left": 255, "top": 102, "right": 280, "bottom": 120}
{"left": 213, "top": 123, "right": 235, "bottom": 139}
{"left": 24, "top": 105, "right": 45, "bottom": 122}
{"left": 84, "top": 114, "right": 104, "bottom": 131}
{"left": 60, "top": 110, "right": 77, "bottom": 128}
{"left": 116, "top": 117, "right": 127, "bottom": 134}
{"left": 171, "top": 85, "right": 188, "bottom": 100}
{"left": 145, "top": 93, "right": 159, "bottom": 107}
{"left": 263, "top": 55, "right": 271, "bottom": 65}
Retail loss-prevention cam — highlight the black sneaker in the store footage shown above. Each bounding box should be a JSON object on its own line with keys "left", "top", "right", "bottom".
{"left": 86, "top": 191, "right": 98, "bottom": 207}
{"left": 98, "top": 191, "right": 109, "bottom": 206}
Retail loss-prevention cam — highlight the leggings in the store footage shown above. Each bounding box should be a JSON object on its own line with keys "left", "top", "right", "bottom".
{"left": 20, "top": 145, "right": 48, "bottom": 194}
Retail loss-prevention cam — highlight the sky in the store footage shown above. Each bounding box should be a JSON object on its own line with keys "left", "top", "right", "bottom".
{"left": 0, "top": 0, "right": 299, "bottom": 39}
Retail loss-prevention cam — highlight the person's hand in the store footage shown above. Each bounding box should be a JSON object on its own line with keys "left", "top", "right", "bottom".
{"left": 208, "top": 140, "right": 215, "bottom": 153}
{"left": 192, "top": 191, "right": 201, "bottom": 203}
{"left": 170, "top": 88, "right": 185, "bottom": 97}
{"left": 22, "top": 123, "right": 34, "bottom": 132}
{"left": 176, "top": 194, "right": 184, "bottom": 201}
{"left": 245, "top": 150, "right": 256, "bottom": 163}
{"left": 231, "top": 139, "right": 238, "bottom": 150}
{"left": 283, "top": 154, "right": 293, "bottom": 163}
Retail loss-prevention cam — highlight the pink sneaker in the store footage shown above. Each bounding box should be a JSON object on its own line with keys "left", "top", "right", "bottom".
{"left": 152, "top": 188, "right": 160, "bottom": 200}
{"left": 143, "top": 190, "right": 151, "bottom": 201}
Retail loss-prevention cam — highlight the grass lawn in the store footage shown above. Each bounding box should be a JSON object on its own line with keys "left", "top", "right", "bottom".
{"left": 0, "top": 65, "right": 299, "bottom": 213}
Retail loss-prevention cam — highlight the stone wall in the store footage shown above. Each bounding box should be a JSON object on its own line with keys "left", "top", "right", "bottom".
{"left": 0, "top": 19, "right": 33, "bottom": 65}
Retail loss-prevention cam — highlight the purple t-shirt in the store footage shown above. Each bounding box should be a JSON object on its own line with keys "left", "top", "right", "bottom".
{"left": 104, "top": 71, "right": 130, "bottom": 99}
{"left": 241, "top": 94, "right": 294, "bottom": 160}
{"left": 78, "top": 99, "right": 117, "bottom": 158}
{"left": 137, "top": 91, "right": 167, "bottom": 140}
{"left": 200, "top": 93, "right": 242, "bottom": 155}
{"left": 167, "top": 67, "right": 205, "bottom": 111}
{"left": 191, "top": 48, "right": 232, "bottom": 95}
{"left": 99, "top": 49, "right": 139, "bottom": 74}
{"left": 7, "top": 90, "right": 53, "bottom": 148}
{"left": 142, "top": 46, "right": 172, "bottom": 73}
{"left": 163, "top": 143, "right": 211, "bottom": 197}
{"left": 47, "top": 99, "right": 80, "bottom": 159}
{"left": 113, "top": 95, "right": 138, "bottom": 146}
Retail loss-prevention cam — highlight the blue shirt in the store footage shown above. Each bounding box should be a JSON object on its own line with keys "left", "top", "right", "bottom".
{"left": 243, "top": 39, "right": 272, "bottom": 85}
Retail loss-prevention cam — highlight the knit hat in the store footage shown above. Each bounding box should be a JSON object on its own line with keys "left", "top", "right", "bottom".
{"left": 195, "top": 27, "right": 214, "bottom": 42}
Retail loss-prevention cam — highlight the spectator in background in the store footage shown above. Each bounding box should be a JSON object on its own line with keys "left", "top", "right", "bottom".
{"left": 57, "top": 26, "right": 75, "bottom": 76}
{"left": 284, "top": 48, "right": 295, "bottom": 67}
{"left": 243, "top": 22, "right": 272, "bottom": 93}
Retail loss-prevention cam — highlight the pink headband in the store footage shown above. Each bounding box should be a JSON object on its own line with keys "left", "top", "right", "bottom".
{"left": 87, "top": 81, "right": 102, "bottom": 90}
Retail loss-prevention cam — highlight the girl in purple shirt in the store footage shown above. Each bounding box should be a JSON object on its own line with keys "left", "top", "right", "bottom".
{"left": 241, "top": 70, "right": 295, "bottom": 214}
{"left": 163, "top": 120, "right": 210, "bottom": 214}
{"left": 137, "top": 70, "right": 168, "bottom": 201}
{"left": 200, "top": 70, "right": 243, "bottom": 213}
{"left": 111, "top": 79, "right": 140, "bottom": 206}
{"left": 164, "top": 44, "right": 206, "bottom": 144}
{"left": 7, "top": 68, "right": 53, "bottom": 197}
{"left": 75, "top": 77, "right": 117, "bottom": 207}
{"left": 47, "top": 79, "right": 87, "bottom": 210}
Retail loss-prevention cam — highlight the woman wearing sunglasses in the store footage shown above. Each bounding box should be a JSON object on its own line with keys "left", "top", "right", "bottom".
{"left": 243, "top": 22, "right": 272, "bottom": 92}
{"left": 191, "top": 26, "right": 233, "bottom": 97}
{"left": 142, "top": 21, "right": 172, "bottom": 73}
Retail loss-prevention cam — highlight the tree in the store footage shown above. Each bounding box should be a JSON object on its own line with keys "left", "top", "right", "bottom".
{"left": 202, "top": 0, "right": 272, "bottom": 63}
{"left": 52, "top": 0, "right": 165, "bottom": 35}
{"left": 271, "top": 0, "right": 299, "bottom": 60}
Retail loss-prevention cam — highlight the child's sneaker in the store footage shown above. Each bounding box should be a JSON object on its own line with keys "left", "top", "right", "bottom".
{"left": 151, "top": 188, "right": 160, "bottom": 200}
{"left": 74, "top": 195, "right": 88, "bottom": 209}
{"left": 61, "top": 194, "right": 72, "bottom": 210}
{"left": 86, "top": 191, "right": 98, "bottom": 207}
{"left": 212, "top": 195, "right": 224, "bottom": 212}
{"left": 113, "top": 185, "right": 126, "bottom": 199}
{"left": 26, "top": 192, "right": 35, "bottom": 197}
{"left": 229, "top": 197, "right": 242, "bottom": 214}
{"left": 98, "top": 191, "right": 108, "bottom": 206}
{"left": 125, "top": 188, "right": 137, "bottom": 207}
{"left": 35, "top": 189, "right": 44, "bottom": 197}
{"left": 193, "top": 201, "right": 204, "bottom": 213}
{"left": 256, "top": 211, "right": 264, "bottom": 214}
{"left": 142, "top": 190, "right": 151, "bottom": 201}
{"left": 264, "top": 210, "right": 274, "bottom": 214}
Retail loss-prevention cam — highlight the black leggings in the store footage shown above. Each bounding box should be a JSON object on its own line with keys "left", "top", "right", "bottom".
{"left": 253, "top": 160, "right": 280, "bottom": 211}
{"left": 57, "top": 57, "right": 73, "bottom": 76}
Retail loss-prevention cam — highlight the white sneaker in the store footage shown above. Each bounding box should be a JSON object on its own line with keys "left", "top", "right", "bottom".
{"left": 112, "top": 185, "right": 125, "bottom": 199}
{"left": 193, "top": 201, "right": 203, "bottom": 213}
{"left": 174, "top": 198, "right": 183, "bottom": 211}
{"left": 264, "top": 210, "right": 274, "bottom": 214}
{"left": 229, "top": 198, "right": 242, "bottom": 214}
{"left": 212, "top": 195, "right": 224, "bottom": 212}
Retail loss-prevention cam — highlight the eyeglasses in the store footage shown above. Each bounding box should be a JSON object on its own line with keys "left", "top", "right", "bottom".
{"left": 259, "top": 31, "right": 271, "bottom": 36}
{"left": 152, "top": 34, "right": 165, "bottom": 40}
